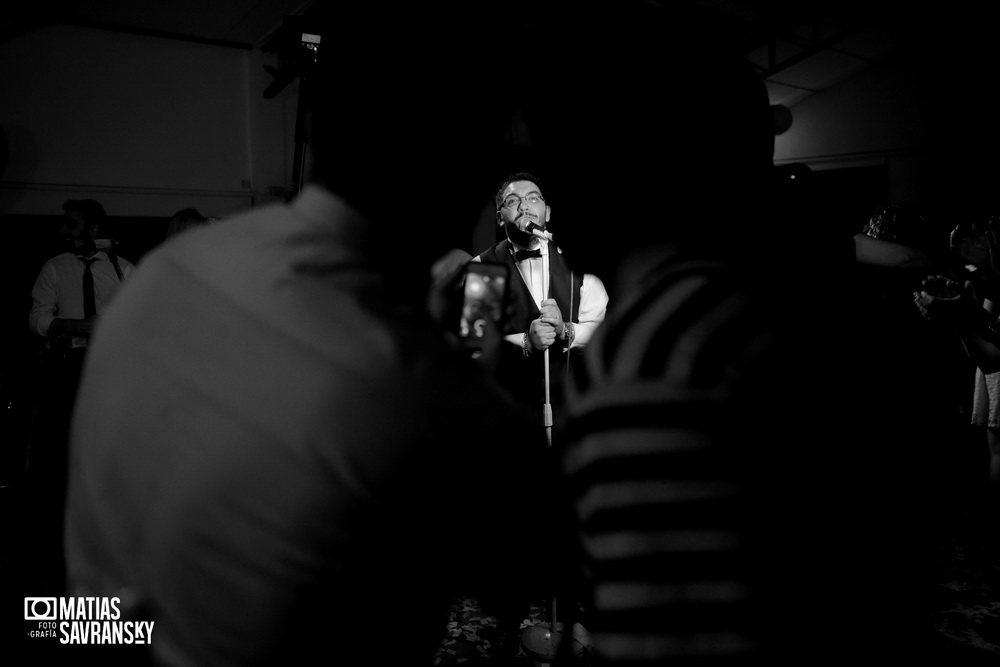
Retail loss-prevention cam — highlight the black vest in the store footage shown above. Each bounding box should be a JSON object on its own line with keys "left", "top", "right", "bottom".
{"left": 476, "top": 239, "right": 584, "bottom": 431}
{"left": 477, "top": 239, "right": 583, "bottom": 333}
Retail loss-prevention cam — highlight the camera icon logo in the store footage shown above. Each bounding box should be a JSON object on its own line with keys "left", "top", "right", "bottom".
{"left": 24, "top": 597, "right": 58, "bottom": 621}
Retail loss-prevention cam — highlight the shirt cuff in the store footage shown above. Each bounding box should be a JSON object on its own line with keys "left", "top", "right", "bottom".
{"left": 31, "top": 314, "right": 54, "bottom": 337}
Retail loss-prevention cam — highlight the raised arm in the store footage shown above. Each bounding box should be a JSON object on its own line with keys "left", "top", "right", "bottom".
{"left": 571, "top": 273, "right": 609, "bottom": 348}
{"left": 914, "top": 275, "right": 1000, "bottom": 372}
{"left": 853, "top": 233, "right": 937, "bottom": 269}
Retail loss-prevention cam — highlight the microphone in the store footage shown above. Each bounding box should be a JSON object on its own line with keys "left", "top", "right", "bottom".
{"left": 525, "top": 221, "right": 554, "bottom": 244}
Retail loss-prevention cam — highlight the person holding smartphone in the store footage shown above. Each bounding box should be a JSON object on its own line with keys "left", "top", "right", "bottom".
{"left": 59, "top": 6, "right": 560, "bottom": 666}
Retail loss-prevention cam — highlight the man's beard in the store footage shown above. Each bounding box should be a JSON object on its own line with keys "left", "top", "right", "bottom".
{"left": 65, "top": 237, "right": 97, "bottom": 254}
{"left": 505, "top": 219, "right": 539, "bottom": 247}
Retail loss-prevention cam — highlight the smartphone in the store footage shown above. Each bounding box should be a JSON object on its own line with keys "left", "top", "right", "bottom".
{"left": 458, "top": 263, "right": 509, "bottom": 347}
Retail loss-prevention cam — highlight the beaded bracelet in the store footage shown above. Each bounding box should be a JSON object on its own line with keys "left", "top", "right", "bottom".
{"left": 522, "top": 332, "right": 532, "bottom": 357}
{"left": 563, "top": 322, "right": 576, "bottom": 347}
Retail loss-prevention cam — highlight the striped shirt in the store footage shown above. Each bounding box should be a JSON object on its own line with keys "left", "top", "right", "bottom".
{"left": 561, "top": 258, "right": 789, "bottom": 664}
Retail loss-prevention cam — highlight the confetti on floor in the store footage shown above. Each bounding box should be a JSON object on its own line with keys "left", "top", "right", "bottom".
{"left": 432, "top": 596, "right": 592, "bottom": 664}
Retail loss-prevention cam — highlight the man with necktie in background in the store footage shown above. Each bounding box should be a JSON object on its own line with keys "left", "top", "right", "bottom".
{"left": 29, "top": 199, "right": 133, "bottom": 352}
{"left": 23, "top": 198, "right": 133, "bottom": 594}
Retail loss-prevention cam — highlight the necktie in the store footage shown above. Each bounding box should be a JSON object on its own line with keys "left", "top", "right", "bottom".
{"left": 81, "top": 258, "right": 97, "bottom": 318}
{"left": 514, "top": 248, "right": 541, "bottom": 262}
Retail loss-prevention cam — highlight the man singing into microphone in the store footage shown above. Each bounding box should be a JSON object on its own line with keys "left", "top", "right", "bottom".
{"left": 470, "top": 171, "right": 607, "bottom": 658}
{"left": 474, "top": 172, "right": 608, "bottom": 430}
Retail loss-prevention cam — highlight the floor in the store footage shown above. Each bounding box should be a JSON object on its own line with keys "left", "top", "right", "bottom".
{"left": 2, "top": 388, "right": 998, "bottom": 664}
{"left": 932, "top": 531, "right": 1000, "bottom": 657}
{"left": 432, "top": 597, "right": 587, "bottom": 665}
{"left": 428, "top": 525, "right": 1000, "bottom": 665}
{"left": 3, "top": 489, "right": 999, "bottom": 665}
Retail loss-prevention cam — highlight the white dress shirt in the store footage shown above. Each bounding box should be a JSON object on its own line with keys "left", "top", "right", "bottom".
{"left": 474, "top": 240, "right": 608, "bottom": 349}
{"left": 29, "top": 250, "right": 135, "bottom": 347}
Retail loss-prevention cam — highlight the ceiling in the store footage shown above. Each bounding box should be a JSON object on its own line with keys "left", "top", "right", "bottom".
{"left": 0, "top": 0, "right": 318, "bottom": 50}
{"left": 0, "top": 1, "right": 954, "bottom": 109}
{"left": 696, "top": 1, "right": 912, "bottom": 108}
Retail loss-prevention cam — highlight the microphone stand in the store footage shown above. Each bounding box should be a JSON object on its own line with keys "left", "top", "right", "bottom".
{"left": 540, "top": 238, "right": 553, "bottom": 449}
{"left": 521, "top": 228, "right": 564, "bottom": 664}
{"left": 525, "top": 222, "right": 558, "bottom": 451}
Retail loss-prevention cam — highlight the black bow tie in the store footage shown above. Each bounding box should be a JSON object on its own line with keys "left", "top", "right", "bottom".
{"left": 514, "top": 248, "right": 542, "bottom": 262}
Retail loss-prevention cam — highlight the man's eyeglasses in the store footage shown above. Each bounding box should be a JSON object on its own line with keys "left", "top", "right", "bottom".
{"left": 500, "top": 194, "right": 545, "bottom": 210}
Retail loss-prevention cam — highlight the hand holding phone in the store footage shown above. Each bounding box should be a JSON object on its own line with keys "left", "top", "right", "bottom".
{"left": 458, "top": 263, "right": 509, "bottom": 349}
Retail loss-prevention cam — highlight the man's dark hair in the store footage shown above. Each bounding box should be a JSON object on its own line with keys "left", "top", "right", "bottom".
{"left": 170, "top": 208, "right": 206, "bottom": 223}
{"left": 494, "top": 172, "right": 546, "bottom": 211}
{"left": 863, "top": 203, "right": 939, "bottom": 251}
{"left": 166, "top": 208, "right": 211, "bottom": 238}
{"left": 63, "top": 199, "right": 107, "bottom": 228}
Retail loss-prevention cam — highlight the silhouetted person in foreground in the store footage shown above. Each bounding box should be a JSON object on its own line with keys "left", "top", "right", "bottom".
{"left": 61, "top": 5, "right": 556, "bottom": 665}
{"left": 525, "top": 1, "right": 960, "bottom": 663}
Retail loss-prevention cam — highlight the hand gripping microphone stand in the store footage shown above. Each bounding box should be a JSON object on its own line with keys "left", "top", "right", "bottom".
{"left": 525, "top": 221, "right": 557, "bottom": 450}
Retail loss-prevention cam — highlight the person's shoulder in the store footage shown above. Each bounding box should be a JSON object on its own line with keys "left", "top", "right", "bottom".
{"left": 476, "top": 240, "right": 507, "bottom": 263}
{"left": 47, "top": 250, "right": 76, "bottom": 262}
{"left": 114, "top": 253, "right": 137, "bottom": 269}
{"left": 41, "top": 251, "right": 78, "bottom": 270}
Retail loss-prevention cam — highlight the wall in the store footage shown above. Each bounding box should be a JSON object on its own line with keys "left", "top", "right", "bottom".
{"left": 773, "top": 30, "right": 1000, "bottom": 221}
{"left": 8, "top": 21, "right": 994, "bottom": 251}
{"left": 773, "top": 57, "right": 942, "bottom": 213}
{"left": 0, "top": 23, "right": 299, "bottom": 219}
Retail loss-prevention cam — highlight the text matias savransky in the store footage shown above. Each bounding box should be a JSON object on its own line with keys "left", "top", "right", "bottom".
{"left": 24, "top": 596, "right": 154, "bottom": 645}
